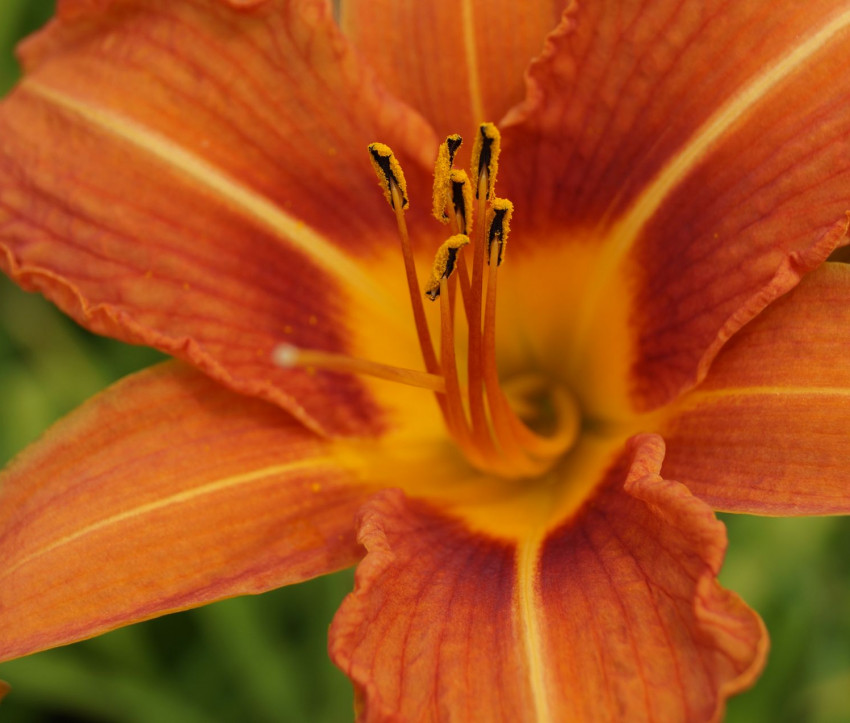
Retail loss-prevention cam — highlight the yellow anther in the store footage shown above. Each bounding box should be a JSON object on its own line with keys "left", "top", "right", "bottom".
{"left": 425, "top": 234, "right": 470, "bottom": 300}
{"left": 432, "top": 135, "right": 463, "bottom": 222}
{"left": 368, "top": 142, "right": 409, "bottom": 209}
{"left": 470, "top": 122, "right": 501, "bottom": 199}
{"left": 486, "top": 198, "right": 513, "bottom": 265}
{"left": 449, "top": 169, "right": 474, "bottom": 234}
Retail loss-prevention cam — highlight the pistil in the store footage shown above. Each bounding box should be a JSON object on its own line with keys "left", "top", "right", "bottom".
{"left": 480, "top": 212, "right": 577, "bottom": 462}
{"left": 368, "top": 143, "right": 439, "bottom": 376}
{"left": 273, "top": 344, "right": 446, "bottom": 393}
{"left": 463, "top": 124, "right": 502, "bottom": 450}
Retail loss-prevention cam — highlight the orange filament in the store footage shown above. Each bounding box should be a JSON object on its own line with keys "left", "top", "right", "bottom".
{"left": 369, "top": 142, "right": 439, "bottom": 375}
{"left": 274, "top": 130, "right": 579, "bottom": 479}
{"left": 390, "top": 182, "right": 440, "bottom": 375}
{"left": 481, "top": 241, "right": 578, "bottom": 460}
{"left": 437, "top": 275, "right": 494, "bottom": 471}
{"left": 441, "top": 203, "right": 473, "bottom": 318}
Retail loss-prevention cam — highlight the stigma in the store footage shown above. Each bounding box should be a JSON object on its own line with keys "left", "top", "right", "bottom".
{"left": 275, "top": 125, "right": 579, "bottom": 478}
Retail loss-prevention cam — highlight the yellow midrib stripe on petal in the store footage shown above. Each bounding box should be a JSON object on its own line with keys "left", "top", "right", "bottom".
{"left": 22, "top": 80, "right": 404, "bottom": 325}
{"left": 3, "top": 458, "right": 328, "bottom": 580}
{"left": 461, "top": 0, "right": 486, "bottom": 124}
{"left": 571, "top": 8, "right": 850, "bottom": 369}
{"left": 517, "top": 535, "right": 553, "bottom": 723}
{"left": 622, "top": 6, "right": 850, "bottom": 237}
{"left": 680, "top": 384, "right": 850, "bottom": 406}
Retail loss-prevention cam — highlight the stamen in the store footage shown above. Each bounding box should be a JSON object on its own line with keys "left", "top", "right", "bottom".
{"left": 434, "top": 276, "right": 490, "bottom": 470}
{"left": 486, "top": 198, "right": 513, "bottom": 266}
{"left": 470, "top": 122, "right": 501, "bottom": 200}
{"left": 480, "top": 226, "right": 578, "bottom": 460}
{"left": 368, "top": 142, "right": 408, "bottom": 209}
{"left": 273, "top": 343, "right": 445, "bottom": 392}
{"left": 347, "top": 128, "right": 579, "bottom": 478}
{"left": 421, "top": 234, "right": 498, "bottom": 471}
{"left": 432, "top": 134, "right": 463, "bottom": 222}
{"left": 449, "top": 169, "right": 474, "bottom": 235}
{"left": 368, "top": 142, "right": 439, "bottom": 376}
{"left": 424, "top": 234, "right": 470, "bottom": 301}
{"left": 439, "top": 169, "right": 474, "bottom": 316}
{"left": 472, "top": 213, "right": 550, "bottom": 474}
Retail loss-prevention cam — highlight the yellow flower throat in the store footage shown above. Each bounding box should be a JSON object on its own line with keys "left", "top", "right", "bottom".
{"left": 275, "top": 124, "right": 580, "bottom": 479}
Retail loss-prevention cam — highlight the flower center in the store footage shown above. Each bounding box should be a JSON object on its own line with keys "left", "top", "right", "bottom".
{"left": 275, "top": 125, "right": 581, "bottom": 479}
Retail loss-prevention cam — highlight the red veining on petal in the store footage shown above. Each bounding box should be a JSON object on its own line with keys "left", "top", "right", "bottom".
{"left": 535, "top": 435, "right": 767, "bottom": 722}
{"left": 329, "top": 436, "right": 766, "bottom": 722}
{"left": 329, "top": 489, "right": 532, "bottom": 722}
{"left": 0, "top": 0, "right": 446, "bottom": 436}
{"left": 660, "top": 263, "right": 850, "bottom": 514}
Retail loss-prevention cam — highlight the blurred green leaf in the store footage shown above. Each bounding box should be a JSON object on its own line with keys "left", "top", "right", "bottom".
{"left": 0, "top": 0, "right": 55, "bottom": 95}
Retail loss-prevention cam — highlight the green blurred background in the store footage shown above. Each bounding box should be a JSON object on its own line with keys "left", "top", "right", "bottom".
{"left": 0, "top": 2, "right": 848, "bottom": 721}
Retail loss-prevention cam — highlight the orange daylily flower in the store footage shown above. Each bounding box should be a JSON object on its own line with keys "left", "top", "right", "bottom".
{"left": 2, "top": 0, "right": 850, "bottom": 720}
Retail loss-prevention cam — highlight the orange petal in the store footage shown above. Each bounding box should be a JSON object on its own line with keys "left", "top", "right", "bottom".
{"left": 0, "top": 361, "right": 373, "bottom": 662}
{"left": 660, "top": 263, "right": 850, "bottom": 514}
{"left": 329, "top": 436, "right": 766, "bottom": 722}
{"left": 340, "top": 0, "right": 562, "bottom": 137}
{"left": 501, "top": 1, "right": 850, "bottom": 412}
{"left": 538, "top": 435, "right": 766, "bottom": 722}
{"left": 0, "top": 0, "right": 439, "bottom": 436}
